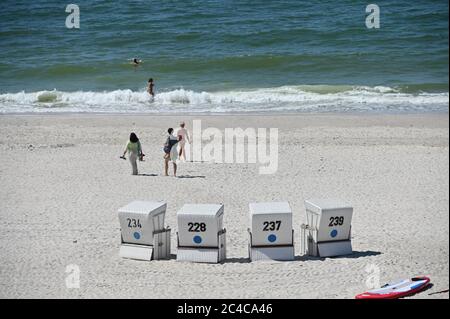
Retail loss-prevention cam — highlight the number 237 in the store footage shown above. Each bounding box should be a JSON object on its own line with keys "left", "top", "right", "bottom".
{"left": 263, "top": 221, "right": 281, "bottom": 231}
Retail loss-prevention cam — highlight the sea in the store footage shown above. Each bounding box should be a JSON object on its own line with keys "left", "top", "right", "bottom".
{"left": 0, "top": 0, "right": 448, "bottom": 113}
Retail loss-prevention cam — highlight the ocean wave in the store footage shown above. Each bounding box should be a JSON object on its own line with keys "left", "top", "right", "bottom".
{"left": 0, "top": 85, "right": 448, "bottom": 113}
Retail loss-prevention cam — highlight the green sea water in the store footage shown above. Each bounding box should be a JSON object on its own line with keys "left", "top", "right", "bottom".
{"left": 0, "top": 0, "right": 448, "bottom": 113}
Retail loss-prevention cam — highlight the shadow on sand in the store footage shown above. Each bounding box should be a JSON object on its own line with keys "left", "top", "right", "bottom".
{"left": 294, "top": 250, "right": 382, "bottom": 262}
{"left": 224, "top": 257, "right": 251, "bottom": 264}
{"left": 146, "top": 251, "right": 382, "bottom": 264}
{"left": 177, "top": 175, "right": 206, "bottom": 179}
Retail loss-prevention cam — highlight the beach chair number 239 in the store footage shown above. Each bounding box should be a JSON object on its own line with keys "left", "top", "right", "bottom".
{"left": 328, "top": 216, "right": 344, "bottom": 227}
{"left": 188, "top": 222, "right": 206, "bottom": 232}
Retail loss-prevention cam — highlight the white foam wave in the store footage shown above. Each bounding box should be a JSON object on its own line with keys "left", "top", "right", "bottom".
{"left": 0, "top": 86, "right": 448, "bottom": 113}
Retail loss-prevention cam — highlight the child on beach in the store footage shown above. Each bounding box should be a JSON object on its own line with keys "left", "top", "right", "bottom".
{"left": 176, "top": 122, "right": 191, "bottom": 161}
{"left": 147, "top": 78, "right": 155, "bottom": 97}
{"left": 163, "top": 128, "right": 180, "bottom": 176}
{"left": 121, "top": 132, "right": 144, "bottom": 175}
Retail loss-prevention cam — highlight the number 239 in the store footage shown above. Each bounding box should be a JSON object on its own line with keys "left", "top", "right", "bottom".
{"left": 328, "top": 216, "right": 344, "bottom": 226}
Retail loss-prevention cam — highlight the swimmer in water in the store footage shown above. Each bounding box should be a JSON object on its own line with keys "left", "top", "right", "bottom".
{"left": 131, "top": 58, "right": 142, "bottom": 66}
{"left": 147, "top": 78, "right": 155, "bottom": 97}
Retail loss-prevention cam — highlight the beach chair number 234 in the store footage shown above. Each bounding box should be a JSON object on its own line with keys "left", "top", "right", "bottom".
{"left": 126, "top": 218, "right": 142, "bottom": 228}
{"left": 188, "top": 222, "right": 206, "bottom": 232}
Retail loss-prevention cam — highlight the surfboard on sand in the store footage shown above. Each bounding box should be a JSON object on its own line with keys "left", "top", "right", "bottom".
{"left": 355, "top": 276, "right": 431, "bottom": 299}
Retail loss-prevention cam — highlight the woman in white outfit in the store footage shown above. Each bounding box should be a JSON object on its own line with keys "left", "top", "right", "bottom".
{"left": 121, "top": 132, "right": 144, "bottom": 175}
{"left": 176, "top": 122, "right": 190, "bottom": 161}
{"left": 163, "top": 128, "right": 180, "bottom": 176}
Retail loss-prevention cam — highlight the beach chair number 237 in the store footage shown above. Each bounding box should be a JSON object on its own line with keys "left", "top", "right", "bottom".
{"left": 188, "top": 222, "right": 206, "bottom": 232}
{"left": 263, "top": 221, "right": 281, "bottom": 231}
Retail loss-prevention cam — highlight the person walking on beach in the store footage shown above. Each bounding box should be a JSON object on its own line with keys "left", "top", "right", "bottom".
{"left": 163, "top": 128, "right": 180, "bottom": 176}
{"left": 147, "top": 78, "right": 155, "bottom": 97}
{"left": 176, "top": 121, "right": 191, "bottom": 161}
{"left": 121, "top": 132, "right": 144, "bottom": 175}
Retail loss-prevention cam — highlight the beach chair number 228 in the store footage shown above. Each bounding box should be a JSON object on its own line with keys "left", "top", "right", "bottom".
{"left": 188, "top": 222, "right": 206, "bottom": 232}
{"left": 263, "top": 221, "right": 281, "bottom": 231}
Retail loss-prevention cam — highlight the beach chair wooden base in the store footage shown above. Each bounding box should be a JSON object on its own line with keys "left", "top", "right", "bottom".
{"left": 248, "top": 229, "right": 295, "bottom": 261}
{"left": 120, "top": 228, "right": 171, "bottom": 261}
{"left": 120, "top": 243, "right": 154, "bottom": 261}
{"left": 301, "top": 224, "right": 352, "bottom": 257}
{"left": 176, "top": 230, "right": 226, "bottom": 263}
{"left": 249, "top": 246, "right": 295, "bottom": 261}
{"left": 317, "top": 240, "right": 352, "bottom": 257}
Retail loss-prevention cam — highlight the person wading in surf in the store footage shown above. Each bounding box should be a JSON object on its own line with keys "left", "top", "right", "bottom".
{"left": 147, "top": 78, "right": 155, "bottom": 97}
{"left": 132, "top": 58, "right": 141, "bottom": 66}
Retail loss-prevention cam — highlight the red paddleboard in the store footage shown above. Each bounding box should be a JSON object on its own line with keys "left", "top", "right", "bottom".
{"left": 355, "top": 276, "right": 430, "bottom": 299}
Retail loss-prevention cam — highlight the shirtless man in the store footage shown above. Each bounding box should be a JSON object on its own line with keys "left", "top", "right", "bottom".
{"left": 147, "top": 78, "right": 155, "bottom": 97}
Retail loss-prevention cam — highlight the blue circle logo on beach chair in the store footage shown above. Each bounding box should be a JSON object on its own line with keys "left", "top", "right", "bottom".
{"left": 193, "top": 235, "right": 202, "bottom": 244}
{"left": 268, "top": 234, "right": 277, "bottom": 243}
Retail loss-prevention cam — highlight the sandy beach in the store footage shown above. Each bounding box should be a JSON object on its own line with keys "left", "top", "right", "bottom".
{"left": 0, "top": 113, "right": 448, "bottom": 299}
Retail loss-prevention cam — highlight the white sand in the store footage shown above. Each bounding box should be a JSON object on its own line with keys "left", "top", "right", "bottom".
{"left": 0, "top": 113, "right": 448, "bottom": 299}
